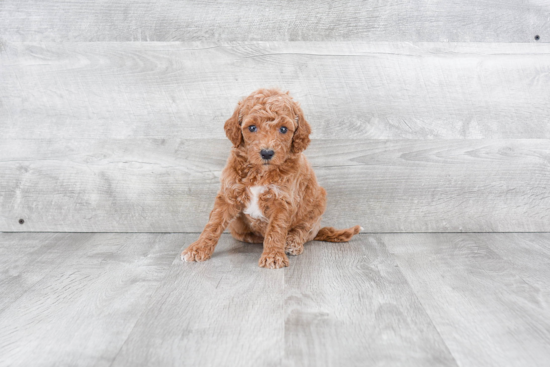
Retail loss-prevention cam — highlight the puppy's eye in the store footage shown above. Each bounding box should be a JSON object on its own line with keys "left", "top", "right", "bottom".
{"left": 279, "top": 126, "right": 288, "bottom": 134}
{"left": 248, "top": 125, "right": 257, "bottom": 132}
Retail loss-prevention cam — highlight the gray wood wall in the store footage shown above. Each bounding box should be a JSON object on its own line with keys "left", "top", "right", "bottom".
{"left": 1, "top": 1, "right": 548, "bottom": 42}
{"left": 1, "top": 1, "right": 549, "bottom": 232}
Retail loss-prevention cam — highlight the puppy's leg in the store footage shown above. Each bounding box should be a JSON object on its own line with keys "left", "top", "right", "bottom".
{"left": 258, "top": 210, "right": 290, "bottom": 269}
{"left": 229, "top": 216, "right": 264, "bottom": 244}
{"left": 181, "top": 194, "right": 237, "bottom": 262}
{"left": 285, "top": 227, "right": 308, "bottom": 256}
{"left": 285, "top": 216, "right": 322, "bottom": 255}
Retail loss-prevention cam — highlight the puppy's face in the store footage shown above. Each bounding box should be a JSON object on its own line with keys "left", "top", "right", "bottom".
{"left": 241, "top": 113, "right": 296, "bottom": 167}
{"left": 224, "top": 89, "right": 311, "bottom": 167}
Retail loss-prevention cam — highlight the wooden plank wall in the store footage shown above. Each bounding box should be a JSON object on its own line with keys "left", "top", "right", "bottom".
{"left": 2, "top": 42, "right": 550, "bottom": 140}
{"left": 1, "top": 2, "right": 549, "bottom": 232}
{"left": 1, "top": 1, "right": 548, "bottom": 42}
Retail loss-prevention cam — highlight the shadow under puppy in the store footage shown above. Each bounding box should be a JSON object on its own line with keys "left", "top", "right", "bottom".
{"left": 182, "top": 88, "right": 362, "bottom": 269}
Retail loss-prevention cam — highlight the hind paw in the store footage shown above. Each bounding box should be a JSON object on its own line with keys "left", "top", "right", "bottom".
{"left": 285, "top": 238, "right": 304, "bottom": 256}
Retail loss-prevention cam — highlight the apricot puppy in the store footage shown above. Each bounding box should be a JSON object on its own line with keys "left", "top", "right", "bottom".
{"left": 182, "top": 88, "right": 361, "bottom": 269}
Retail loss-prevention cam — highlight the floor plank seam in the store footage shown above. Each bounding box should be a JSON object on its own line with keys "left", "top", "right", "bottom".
{"left": 385, "top": 248, "right": 463, "bottom": 367}
{"left": 106, "top": 253, "right": 182, "bottom": 367}
{"left": 0, "top": 233, "right": 97, "bottom": 317}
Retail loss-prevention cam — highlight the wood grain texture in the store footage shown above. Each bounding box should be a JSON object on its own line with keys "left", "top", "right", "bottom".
{"left": 2, "top": 233, "right": 550, "bottom": 366}
{"left": 0, "top": 233, "right": 95, "bottom": 313}
{"left": 483, "top": 233, "right": 550, "bottom": 305}
{"left": 2, "top": 138, "right": 549, "bottom": 232}
{"left": 2, "top": 42, "right": 550, "bottom": 140}
{"left": 0, "top": 233, "right": 181, "bottom": 367}
{"left": 110, "top": 234, "right": 285, "bottom": 367}
{"left": 284, "top": 237, "right": 457, "bottom": 367}
{"left": 0, "top": 0, "right": 548, "bottom": 42}
{"left": 0, "top": 233, "right": 456, "bottom": 367}
{"left": 383, "top": 233, "right": 550, "bottom": 367}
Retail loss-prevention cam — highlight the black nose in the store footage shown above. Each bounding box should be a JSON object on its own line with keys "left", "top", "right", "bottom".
{"left": 260, "top": 149, "right": 275, "bottom": 160}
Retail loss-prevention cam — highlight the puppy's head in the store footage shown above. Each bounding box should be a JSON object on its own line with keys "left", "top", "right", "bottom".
{"left": 224, "top": 89, "right": 311, "bottom": 167}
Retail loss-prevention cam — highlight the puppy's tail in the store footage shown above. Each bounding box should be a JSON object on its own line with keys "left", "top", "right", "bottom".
{"left": 314, "top": 225, "right": 363, "bottom": 242}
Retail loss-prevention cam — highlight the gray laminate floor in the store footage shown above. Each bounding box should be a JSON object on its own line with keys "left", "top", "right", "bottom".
{"left": 0, "top": 232, "right": 549, "bottom": 367}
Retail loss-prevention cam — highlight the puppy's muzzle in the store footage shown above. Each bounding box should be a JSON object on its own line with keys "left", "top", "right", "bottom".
{"left": 260, "top": 149, "right": 275, "bottom": 161}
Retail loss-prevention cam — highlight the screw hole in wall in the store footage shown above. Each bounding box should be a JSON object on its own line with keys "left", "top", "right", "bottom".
{"left": 19, "top": 219, "right": 25, "bottom": 225}
{"left": 534, "top": 35, "right": 540, "bottom": 41}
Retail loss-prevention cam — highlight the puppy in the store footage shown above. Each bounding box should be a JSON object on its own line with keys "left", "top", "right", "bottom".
{"left": 182, "top": 88, "right": 361, "bottom": 269}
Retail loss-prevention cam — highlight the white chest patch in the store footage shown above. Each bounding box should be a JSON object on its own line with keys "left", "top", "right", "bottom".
{"left": 244, "top": 185, "right": 267, "bottom": 221}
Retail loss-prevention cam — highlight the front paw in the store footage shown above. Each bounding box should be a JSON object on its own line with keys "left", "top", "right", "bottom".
{"left": 181, "top": 241, "right": 214, "bottom": 262}
{"left": 258, "top": 249, "right": 289, "bottom": 269}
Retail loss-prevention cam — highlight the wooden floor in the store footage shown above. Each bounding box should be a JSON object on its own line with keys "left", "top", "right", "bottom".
{"left": 0, "top": 233, "right": 549, "bottom": 367}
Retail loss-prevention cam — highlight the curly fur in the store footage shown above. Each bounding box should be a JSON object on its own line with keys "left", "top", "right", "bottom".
{"left": 182, "top": 88, "right": 361, "bottom": 269}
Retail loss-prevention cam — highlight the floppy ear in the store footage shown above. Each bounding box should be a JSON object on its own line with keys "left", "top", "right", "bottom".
{"left": 224, "top": 102, "right": 243, "bottom": 147}
{"left": 291, "top": 104, "right": 311, "bottom": 154}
